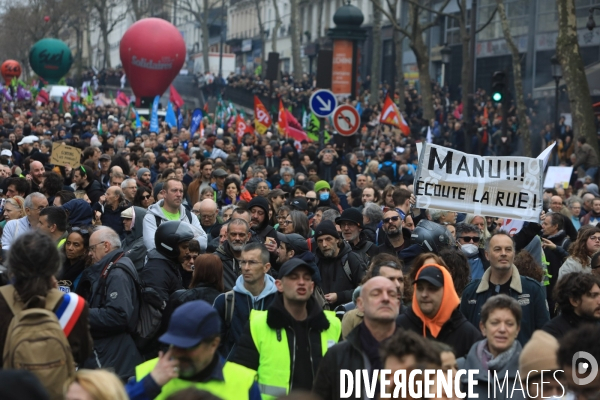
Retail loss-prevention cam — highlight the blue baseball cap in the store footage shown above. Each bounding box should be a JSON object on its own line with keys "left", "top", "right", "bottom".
{"left": 159, "top": 300, "right": 221, "bottom": 348}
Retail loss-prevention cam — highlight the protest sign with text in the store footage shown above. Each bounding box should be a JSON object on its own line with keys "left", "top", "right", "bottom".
{"left": 50, "top": 142, "right": 81, "bottom": 168}
{"left": 414, "top": 143, "right": 543, "bottom": 222}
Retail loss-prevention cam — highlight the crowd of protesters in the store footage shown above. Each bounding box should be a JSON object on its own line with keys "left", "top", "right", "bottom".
{"left": 0, "top": 71, "right": 599, "bottom": 400}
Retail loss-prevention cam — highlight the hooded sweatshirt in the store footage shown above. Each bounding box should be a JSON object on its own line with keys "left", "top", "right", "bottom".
{"left": 213, "top": 274, "right": 278, "bottom": 359}
{"left": 61, "top": 198, "right": 94, "bottom": 226}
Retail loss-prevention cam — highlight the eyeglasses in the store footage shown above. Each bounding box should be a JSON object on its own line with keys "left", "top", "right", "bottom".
{"left": 31, "top": 206, "right": 46, "bottom": 212}
{"left": 590, "top": 236, "right": 600, "bottom": 242}
{"left": 88, "top": 241, "right": 106, "bottom": 252}
{"left": 306, "top": 197, "right": 317, "bottom": 202}
{"left": 282, "top": 220, "right": 293, "bottom": 225}
{"left": 383, "top": 216, "right": 400, "bottom": 224}
{"left": 277, "top": 215, "right": 288, "bottom": 221}
{"left": 71, "top": 227, "right": 90, "bottom": 235}
{"left": 459, "top": 236, "right": 481, "bottom": 243}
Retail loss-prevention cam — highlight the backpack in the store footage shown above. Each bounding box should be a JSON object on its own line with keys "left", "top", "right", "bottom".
{"left": 0, "top": 285, "right": 76, "bottom": 400}
{"left": 154, "top": 208, "right": 193, "bottom": 228}
{"left": 98, "top": 252, "right": 164, "bottom": 348}
{"left": 379, "top": 162, "right": 397, "bottom": 183}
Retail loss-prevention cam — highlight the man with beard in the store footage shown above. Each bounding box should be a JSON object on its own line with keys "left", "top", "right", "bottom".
{"left": 378, "top": 209, "right": 421, "bottom": 270}
{"left": 216, "top": 218, "right": 251, "bottom": 291}
{"left": 541, "top": 212, "right": 571, "bottom": 316}
{"left": 276, "top": 233, "right": 320, "bottom": 284}
{"left": 248, "top": 197, "right": 278, "bottom": 262}
{"left": 542, "top": 273, "right": 600, "bottom": 339}
{"left": 581, "top": 197, "right": 600, "bottom": 226}
{"left": 335, "top": 208, "right": 378, "bottom": 267}
{"left": 27, "top": 160, "right": 45, "bottom": 193}
{"left": 305, "top": 191, "right": 318, "bottom": 213}
{"left": 136, "top": 168, "right": 152, "bottom": 190}
{"left": 314, "top": 220, "right": 365, "bottom": 308}
{"left": 72, "top": 165, "right": 105, "bottom": 205}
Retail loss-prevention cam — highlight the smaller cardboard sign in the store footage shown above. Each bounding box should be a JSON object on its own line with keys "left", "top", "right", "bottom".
{"left": 50, "top": 142, "right": 81, "bottom": 168}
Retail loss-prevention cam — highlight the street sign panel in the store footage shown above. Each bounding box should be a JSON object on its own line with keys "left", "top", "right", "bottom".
{"left": 332, "top": 105, "right": 360, "bottom": 136}
{"left": 309, "top": 89, "right": 337, "bottom": 118}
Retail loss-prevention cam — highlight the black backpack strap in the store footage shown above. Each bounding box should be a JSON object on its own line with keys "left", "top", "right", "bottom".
{"left": 224, "top": 290, "right": 235, "bottom": 327}
{"left": 155, "top": 215, "right": 162, "bottom": 228}
{"left": 341, "top": 253, "right": 352, "bottom": 283}
{"left": 185, "top": 208, "right": 192, "bottom": 223}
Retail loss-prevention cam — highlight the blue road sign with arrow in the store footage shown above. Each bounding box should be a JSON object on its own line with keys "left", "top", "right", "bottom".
{"left": 309, "top": 89, "right": 337, "bottom": 118}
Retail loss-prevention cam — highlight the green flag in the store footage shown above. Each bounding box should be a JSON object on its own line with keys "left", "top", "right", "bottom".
{"left": 307, "top": 112, "right": 331, "bottom": 143}
{"left": 58, "top": 97, "right": 65, "bottom": 114}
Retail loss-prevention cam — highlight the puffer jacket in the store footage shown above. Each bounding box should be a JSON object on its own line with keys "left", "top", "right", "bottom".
{"left": 315, "top": 241, "right": 365, "bottom": 308}
{"left": 75, "top": 249, "right": 143, "bottom": 379}
{"left": 216, "top": 241, "right": 242, "bottom": 291}
{"left": 213, "top": 274, "right": 278, "bottom": 359}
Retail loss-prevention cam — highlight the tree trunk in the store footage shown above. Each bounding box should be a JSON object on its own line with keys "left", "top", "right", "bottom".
{"left": 556, "top": 0, "right": 599, "bottom": 155}
{"left": 496, "top": 0, "right": 531, "bottom": 156}
{"left": 202, "top": 0, "right": 211, "bottom": 74}
{"left": 393, "top": 29, "right": 405, "bottom": 111}
{"left": 289, "top": 0, "right": 303, "bottom": 81}
{"left": 316, "top": 0, "right": 324, "bottom": 39}
{"left": 254, "top": 0, "right": 267, "bottom": 76}
{"left": 410, "top": 19, "right": 434, "bottom": 121}
{"left": 102, "top": 24, "right": 111, "bottom": 68}
{"left": 370, "top": 0, "right": 382, "bottom": 106}
{"left": 460, "top": 0, "right": 472, "bottom": 128}
{"left": 272, "top": 0, "right": 281, "bottom": 53}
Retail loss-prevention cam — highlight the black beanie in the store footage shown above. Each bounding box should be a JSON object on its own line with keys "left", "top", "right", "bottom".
{"left": 314, "top": 220, "right": 340, "bottom": 240}
{"left": 248, "top": 196, "right": 270, "bottom": 215}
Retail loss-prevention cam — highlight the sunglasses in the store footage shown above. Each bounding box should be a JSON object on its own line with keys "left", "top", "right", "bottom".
{"left": 383, "top": 216, "right": 400, "bottom": 224}
{"left": 459, "top": 236, "right": 480, "bottom": 243}
{"left": 71, "top": 227, "right": 90, "bottom": 235}
{"left": 142, "top": 195, "right": 151, "bottom": 200}
{"left": 306, "top": 197, "right": 317, "bottom": 202}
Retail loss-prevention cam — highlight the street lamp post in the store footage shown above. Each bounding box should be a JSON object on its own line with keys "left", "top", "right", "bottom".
{"left": 551, "top": 55, "right": 562, "bottom": 142}
{"left": 587, "top": 7, "right": 600, "bottom": 30}
{"left": 440, "top": 44, "right": 452, "bottom": 88}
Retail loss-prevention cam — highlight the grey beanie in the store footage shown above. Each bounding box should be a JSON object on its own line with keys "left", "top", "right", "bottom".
{"left": 137, "top": 168, "right": 150, "bottom": 180}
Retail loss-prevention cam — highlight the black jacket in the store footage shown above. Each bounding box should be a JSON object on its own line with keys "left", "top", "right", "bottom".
{"left": 349, "top": 233, "right": 379, "bottom": 268}
{"left": 75, "top": 249, "right": 143, "bottom": 379}
{"left": 81, "top": 179, "right": 105, "bottom": 205}
{"left": 543, "top": 229, "right": 570, "bottom": 317}
{"left": 396, "top": 306, "right": 482, "bottom": 358}
{"left": 312, "top": 323, "right": 371, "bottom": 400}
{"left": 378, "top": 228, "right": 422, "bottom": 273}
{"left": 252, "top": 223, "right": 279, "bottom": 267}
{"left": 140, "top": 249, "right": 184, "bottom": 307}
{"left": 216, "top": 241, "right": 241, "bottom": 292}
{"left": 542, "top": 310, "right": 600, "bottom": 340}
{"left": 230, "top": 294, "right": 335, "bottom": 392}
{"left": 315, "top": 241, "right": 365, "bottom": 308}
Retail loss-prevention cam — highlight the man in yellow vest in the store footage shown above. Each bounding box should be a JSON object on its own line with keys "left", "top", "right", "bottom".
{"left": 132, "top": 300, "right": 261, "bottom": 400}
{"left": 230, "top": 258, "right": 342, "bottom": 399}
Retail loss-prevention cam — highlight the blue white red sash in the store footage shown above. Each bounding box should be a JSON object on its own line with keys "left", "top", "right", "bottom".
{"left": 54, "top": 292, "right": 85, "bottom": 337}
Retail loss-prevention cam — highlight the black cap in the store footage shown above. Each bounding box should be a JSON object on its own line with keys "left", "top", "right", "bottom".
{"left": 99, "top": 154, "right": 111, "bottom": 161}
{"left": 335, "top": 208, "right": 363, "bottom": 228}
{"left": 414, "top": 266, "right": 444, "bottom": 288}
{"left": 289, "top": 197, "right": 308, "bottom": 211}
{"left": 314, "top": 220, "right": 340, "bottom": 240}
{"left": 277, "top": 232, "right": 309, "bottom": 254}
{"left": 279, "top": 258, "right": 316, "bottom": 278}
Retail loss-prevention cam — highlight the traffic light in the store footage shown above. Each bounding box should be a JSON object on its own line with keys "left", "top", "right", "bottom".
{"left": 491, "top": 71, "right": 506, "bottom": 102}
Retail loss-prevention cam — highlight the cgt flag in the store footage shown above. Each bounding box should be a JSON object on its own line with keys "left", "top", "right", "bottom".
{"left": 236, "top": 114, "right": 253, "bottom": 144}
{"left": 254, "top": 96, "right": 271, "bottom": 134}
{"left": 277, "top": 99, "right": 287, "bottom": 136}
{"left": 380, "top": 95, "right": 410, "bottom": 136}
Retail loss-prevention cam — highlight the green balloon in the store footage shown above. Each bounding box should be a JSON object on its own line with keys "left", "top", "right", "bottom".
{"left": 29, "top": 38, "right": 73, "bottom": 84}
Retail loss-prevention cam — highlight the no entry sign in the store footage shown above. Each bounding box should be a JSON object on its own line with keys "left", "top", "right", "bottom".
{"left": 332, "top": 105, "right": 360, "bottom": 136}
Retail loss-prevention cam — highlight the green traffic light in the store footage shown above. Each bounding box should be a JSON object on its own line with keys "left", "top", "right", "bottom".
{"left": 492, "top": 92, "right": 503, "bottom": 102}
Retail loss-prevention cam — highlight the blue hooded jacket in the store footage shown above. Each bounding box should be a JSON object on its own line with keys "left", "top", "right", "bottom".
{"left": 61, "top": 198, "right": 93, "bottom": 227}
{"left": 213, "top": 274, "right": 278, "bottom": 359}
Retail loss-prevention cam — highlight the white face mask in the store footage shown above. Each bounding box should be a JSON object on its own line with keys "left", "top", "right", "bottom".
{"left": 460, "top": 243, "right": 479, "bottom": 257}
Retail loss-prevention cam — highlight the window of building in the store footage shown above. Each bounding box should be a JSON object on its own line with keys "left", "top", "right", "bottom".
{"left": 477, "top": 0, "right": 529, "bottom": 41}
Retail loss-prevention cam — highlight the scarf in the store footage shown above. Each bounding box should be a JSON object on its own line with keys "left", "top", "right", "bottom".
{"left": 477, "top": 338, "right": 519, "bottom": 371}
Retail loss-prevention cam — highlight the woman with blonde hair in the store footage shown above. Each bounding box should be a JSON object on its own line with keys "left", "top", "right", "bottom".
{"left": 1, "top": 195, "right": 25, "bottom": 228}
{"left": 65, "top": 369, "right": 128, "bottom": 400}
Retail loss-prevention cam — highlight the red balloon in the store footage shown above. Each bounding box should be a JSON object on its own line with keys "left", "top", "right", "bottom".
{"left": 1, "top": 60, "right": 21, "bottom": 85}
{"left": 120, "top": 18, "right": 186, "bottom": 106}
{"left": 44, "top": 16, "right": 50, "bottom": 22}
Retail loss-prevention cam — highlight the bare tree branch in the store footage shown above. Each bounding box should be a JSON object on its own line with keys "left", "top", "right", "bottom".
{"left": 475, "top": 6, "right": 497, "bottom": 34}
{"left": 405, "top": 0, "right": 459, "bottom": 21}
{"left": 370, "top": 0, "right": 410, "bottom": 36}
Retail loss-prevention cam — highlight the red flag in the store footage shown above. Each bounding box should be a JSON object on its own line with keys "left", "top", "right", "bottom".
{"left": 116, "top": 91, "right": 129, "bottom": 107}
{"left": 170, "top": 85, "right": 184, "bottom": 109}
{"left": 253, "top": 96, "right": 271, "bottom": 134}
{"left": 283, "top": 109, "right": 308, "bottom": 141}
{"left": 236, "top": 115, "right": 253, "bottom": 144}
{"left": 284, "top": 109, "right": 303, "bottom": 131}
{"left": 36, "top": 89, "right": 49, "bottom": 104}
{"left": 379, "top": 95, "right": 410, "bottom": 136}
{"left": 277, "top": 99, "right": 287, "bottom": 135}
